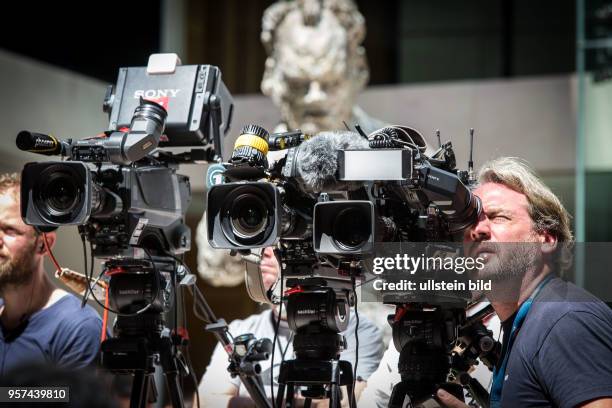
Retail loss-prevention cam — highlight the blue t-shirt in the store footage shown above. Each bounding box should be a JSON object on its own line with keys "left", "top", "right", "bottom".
{"left": 0, "top": 294, "right": 102, "bottom": 375}
{"left": 500, "top": 277, "right": 612, "bottom": 408}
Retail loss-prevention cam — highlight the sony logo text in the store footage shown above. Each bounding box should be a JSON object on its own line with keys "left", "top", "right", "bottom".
{"left": 133, "top": 89, "right": 181, "bottom": 99}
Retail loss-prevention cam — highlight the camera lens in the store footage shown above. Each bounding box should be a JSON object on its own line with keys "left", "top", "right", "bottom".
{"left": 40, "top": 171, "right": 81, "bottom": 215}
{"left": 216, "top": 183, "right": 277, "bottom": 247}
{"left": 332, "top": 207, "right": 370, "bottom": 250}
{"left": 33, "top": 164, "right": 87, "bottom": 224}
{"left": 229, "top": 194, "right": 268, "bottom": 239}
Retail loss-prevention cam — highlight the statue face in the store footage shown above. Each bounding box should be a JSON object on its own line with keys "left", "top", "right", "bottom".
{"left": 262, "top": 9, "right": 363, "bottom": 134}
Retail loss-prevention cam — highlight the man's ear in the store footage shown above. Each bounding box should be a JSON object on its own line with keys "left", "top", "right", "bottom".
{"left": 39, "top": 231, "right": 57, "bottom": 254}
{"left": 540, "top": 231, "right": 558, "bottom": 255}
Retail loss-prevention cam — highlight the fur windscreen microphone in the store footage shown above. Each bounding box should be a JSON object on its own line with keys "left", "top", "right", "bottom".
{"left": 293, "top": 131, "right": 370, "bottom": 192}
{"left": 16, "top": 131, "right": 67, "bottom": 156}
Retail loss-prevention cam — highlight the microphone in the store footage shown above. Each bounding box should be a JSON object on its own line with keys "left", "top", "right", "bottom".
{"left": 16, "top": 131, "right": 67, "bottom": 156}
{"left": 291, "top": 131, "right": 369, "bottom": 193}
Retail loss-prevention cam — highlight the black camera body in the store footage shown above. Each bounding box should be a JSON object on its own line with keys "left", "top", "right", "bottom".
{"left": 206, "top": 125, "right": 485, "bottom": 406}
{"left": 206, "top": 126, "right": 480, "bottom": 259}
{"left": 16, "top": 55, "right": 243, "bottom": 408}
{"left": 22, "top": 161, "right": 191, "bottom": 258}
{"left": 18, "top": 55, "right": 233, "bottom": 318}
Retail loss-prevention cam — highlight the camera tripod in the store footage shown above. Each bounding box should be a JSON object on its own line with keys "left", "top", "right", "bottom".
{"left": 275, "top": 284, "right": 357, "bottom": 408}
{"left": 101, "top": 313, "right": 188, "bottom": 408}
{"left": 276, "top": 358, "right": 354, "bottom": 408}
{"left": 388, "top": 305, "right": 467, "bottom": 408}
{"left": 387, "top": 303, "right": 498, "bottom": 408}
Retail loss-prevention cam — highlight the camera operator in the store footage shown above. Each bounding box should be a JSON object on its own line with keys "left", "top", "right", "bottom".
{"left": 362, "top": 157, "right": 612, "bottom": 407}
{"left": 438, "top": 157, "right": 612, "bottom": 407}
{"left": 196, "top": 247, "right": 384, "bottom": 408}
{"left": 0, "top": 173, "right": 102, "bottom": 374}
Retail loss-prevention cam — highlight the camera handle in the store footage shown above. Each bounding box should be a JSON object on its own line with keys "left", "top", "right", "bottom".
{"left": 204, "top": 92, "right": 224, "bottom": 162}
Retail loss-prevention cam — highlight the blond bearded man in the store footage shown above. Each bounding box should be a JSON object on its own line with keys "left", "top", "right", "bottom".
{"left": 0, "top": 173, "right": 102, "bottom": 374}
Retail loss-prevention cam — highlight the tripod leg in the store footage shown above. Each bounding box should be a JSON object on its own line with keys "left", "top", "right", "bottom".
{"left": 285, "top": 383, "right": 295, "bottom": 408}
{"left": 388, "top": 382, "right": 410, "bottom": 408}
{"left": 165, "top": 371, "right": 185, "bottom": 408}
{"left": 276, "top": 382, "right": 286, "bottom": 408}
{"left": 158, "top": 337, "right": 185, "bottom": 408}
{"left": 329, "top": 384, "right": 339, "bottom": 408}
{"left": 130, "top": 371, "right": 149, "bottom": 408}
{"left": 347, "top": 381, "right": 355, "bottom": 408}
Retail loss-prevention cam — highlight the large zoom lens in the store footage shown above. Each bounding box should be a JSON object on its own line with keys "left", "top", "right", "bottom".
{"left": 313, "top": 201, "right": 374, "bottom": 255}
{"left": 22, "top": 161, "right": 122, "bottom": 227}
{"left": 35, "top": 164, "right": 87, "bottom": 223}
{"left": 211, "top": 183, "right": 277, "bottom": 247}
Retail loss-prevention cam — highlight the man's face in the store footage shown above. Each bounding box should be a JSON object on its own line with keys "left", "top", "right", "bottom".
{"left": 0, "top": 188, "right": 39, "bottom": 291}
{"left": 463, "top": 182, "right": 542, "bottom": 282}
{"left": 262, "top": 9, "right": 362, "bottom": 134}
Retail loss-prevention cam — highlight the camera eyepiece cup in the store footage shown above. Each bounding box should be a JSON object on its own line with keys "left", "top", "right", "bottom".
{"left": 131, "top": 98, "right": 168, "bottom": 132}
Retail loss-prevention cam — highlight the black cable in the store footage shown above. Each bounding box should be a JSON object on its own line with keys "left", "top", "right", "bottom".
{"left": 185, "top": 343, "right": 200, "bottom": 408}
{"left": 271, "top": 270, "right": 284, "bottom": 408}
{"left": 180, "top": 284, "right": 200, "bottom": 408}
{"left": 175, "top": 266, "right": 200, "bottom": 408}
{"left": 188, "top": 285, "right": 212, "bottom": 324}
{"left": 192, "top": 288, "right": 213, "bottom": 325}
{"left": 173, "top": 255, "right": 270, "bottom": 407}
{"left": 173, "top": 256, "right": 179, "bottom": 342}
{"left": 173, "top": 258, "right": 183, "bottom": 399}
{"left": 351, "top": 277, "right": 359, "bottom": 408}
{"left": 79, "top": 233, "right": 89, "bottom": 308}
{"left": 82, "top": 243, "right": 161, "bottom": 317}
{"left": 167, "top": 254, "right": 228, "bottom": 336}
{"left": 159, "top": 254, "right": 212, "bottom": 325}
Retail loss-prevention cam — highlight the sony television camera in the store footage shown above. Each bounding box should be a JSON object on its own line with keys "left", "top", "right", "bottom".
{"left": 17, "top": 54, "right": 233, "bottom": 408}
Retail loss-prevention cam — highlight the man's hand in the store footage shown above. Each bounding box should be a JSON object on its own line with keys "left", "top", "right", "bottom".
{"left": 436, "top": 389, "right": 469, "bottom": 408}
{"left": 260, "top": 247, "right": 280, "bottom": 290}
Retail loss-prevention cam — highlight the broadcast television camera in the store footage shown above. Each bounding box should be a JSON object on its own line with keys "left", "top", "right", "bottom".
{"left": 16, "top": 54, "right": 235, "bottom": 408}
{"left": 206, "top": 124, "right": 486, "bottom": 407}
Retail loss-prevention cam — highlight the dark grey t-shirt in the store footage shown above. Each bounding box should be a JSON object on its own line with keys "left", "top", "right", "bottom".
{"left": 500, "top": 277, "right": 612, "bottom": 408}
{"left": 0, "top": 294, "right": 102, "bottom": 376}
